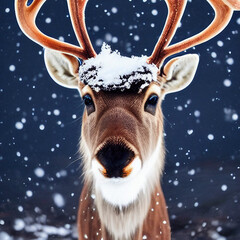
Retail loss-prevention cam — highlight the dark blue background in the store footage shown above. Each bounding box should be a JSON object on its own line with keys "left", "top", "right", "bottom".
{"left": 1, "top": 0, "right": 240, "bottom": 239}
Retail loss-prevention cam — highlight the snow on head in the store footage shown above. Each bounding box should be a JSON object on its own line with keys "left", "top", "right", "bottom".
{"left": 79, "top": 44, "right": 159, "bottom": 92}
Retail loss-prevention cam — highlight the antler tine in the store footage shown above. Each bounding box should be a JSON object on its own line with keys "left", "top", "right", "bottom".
{"left": 148, "top": 0, "right": 187, "bottom": 67}
{"left": 15, "top": 0, "right": 91, "bottom": 60}
{"left": 149, "top": 0, "right": 235, "bottom": 68}
{"left": 67, "top": 0, "right": 97, "bottom": 59}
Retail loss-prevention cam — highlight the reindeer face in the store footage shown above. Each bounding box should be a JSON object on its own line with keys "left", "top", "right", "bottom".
{"left": 77, "top": 46, "right": 159, "bottom": 175}
{"left": 75, "top": 48, "right": 162, "bottom": 205}
{"left": 79, "top": 82, "right": 163, "bottom": 174}
{"left": 42, "top": 45, "right": 200, "bottom": 206}
{"left": 71, "top": 46, "right": 198, "bottom": 206}
{"left": 79, "top": 82, "right": 164, "bottom": 206}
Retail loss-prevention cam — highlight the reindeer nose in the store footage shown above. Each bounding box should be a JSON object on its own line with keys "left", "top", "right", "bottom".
{"left": 96, "top": 142, "right": 135, "bottom": 178}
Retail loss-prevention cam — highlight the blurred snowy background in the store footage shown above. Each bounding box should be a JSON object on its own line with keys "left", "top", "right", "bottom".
{"left": 1, "top": 0, "right": 240, "bottom": 239}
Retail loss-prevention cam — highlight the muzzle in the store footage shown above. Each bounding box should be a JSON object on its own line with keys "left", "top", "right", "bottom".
{"left": 96, "top": 139, "right": 135, "bottom": 178}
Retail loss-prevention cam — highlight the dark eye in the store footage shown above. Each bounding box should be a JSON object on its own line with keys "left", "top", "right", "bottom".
{"left": 144, "top": 94, "right": 159, "bottom": 115}
{"left": 83, "top": 94, "right": 95, "bottom": 115}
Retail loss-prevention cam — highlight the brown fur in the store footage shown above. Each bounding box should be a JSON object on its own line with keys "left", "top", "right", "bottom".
{"left": 78, "top": 182, "right": 171, "bottom": 240}
{"left": 78, "top": 83, "right": 171, "bottom": 239}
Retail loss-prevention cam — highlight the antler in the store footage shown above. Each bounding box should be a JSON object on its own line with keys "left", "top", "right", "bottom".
{"left": 148, "top": 0, "right": 239, "bottom": 68}
{"left": 15, "top": 0, "right": 96, "bottom": 60}
{"left": 147, "top": 0, "right": 187, "bottom": 67}
{"left": 67, "top": 0, "right": 96, "bottom": 59}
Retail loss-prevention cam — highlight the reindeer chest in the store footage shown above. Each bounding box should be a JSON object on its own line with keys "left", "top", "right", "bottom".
{"left": 78, "top": 184, "right": 171, "bottom": 240}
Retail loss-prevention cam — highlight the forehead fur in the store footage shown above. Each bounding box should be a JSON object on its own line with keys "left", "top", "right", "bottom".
{"left": 79, "top": 44, "right": 159, "bottom": 92}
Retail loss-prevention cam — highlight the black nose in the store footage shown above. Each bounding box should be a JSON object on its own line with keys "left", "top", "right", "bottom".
{"left": 96, "top": 142, "right": 135, "bottom": 178}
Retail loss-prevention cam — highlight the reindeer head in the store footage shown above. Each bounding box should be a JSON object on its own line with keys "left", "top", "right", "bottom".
{"left": 16, "top": 0, "right": 239, "bottom": 207}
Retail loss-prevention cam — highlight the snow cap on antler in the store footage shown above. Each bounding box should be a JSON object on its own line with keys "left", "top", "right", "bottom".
{"left": 79, "top": 44, "right": 159, "bottom": 92}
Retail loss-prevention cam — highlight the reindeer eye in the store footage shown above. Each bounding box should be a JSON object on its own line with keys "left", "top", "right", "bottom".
{"left": 144, "top": 94, "right": 159, "bottom": 115}
{"left": 83, "top": 94, "right": 95, "bottom": 115}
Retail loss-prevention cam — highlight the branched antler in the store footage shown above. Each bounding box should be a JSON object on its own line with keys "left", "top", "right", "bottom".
{"left": 147, "top": 0, "right": 187, "bottom": 67}
{"left": 15, "top": 0, "right": 96, "bottom": 60}
{"left": 148, "top": 0, "right": 239, "bottom": 68}
{"left": 16, "top": 0, "right": 239, "bottom": 65}
{"left": 67, "top": 0, "right": 96, "bottom": 58}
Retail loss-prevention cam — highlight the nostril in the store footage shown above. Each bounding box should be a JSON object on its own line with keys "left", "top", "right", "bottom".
{"left": 96, "top": 142, "right": 135, "bottom": 178}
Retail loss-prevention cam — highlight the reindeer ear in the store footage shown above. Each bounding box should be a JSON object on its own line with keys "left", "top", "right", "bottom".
{"left": 44, "top": 49, "right": 80, "bottom": 89}
{"left": 162, "top": 54, "right": 199, "bottom": 94}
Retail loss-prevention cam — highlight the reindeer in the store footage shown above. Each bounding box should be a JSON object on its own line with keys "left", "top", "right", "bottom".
{"left": 15, "top": 0, "right": 239, "bottom": 239}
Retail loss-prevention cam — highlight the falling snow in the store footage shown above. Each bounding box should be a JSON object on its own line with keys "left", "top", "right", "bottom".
{"left": 207, "top": 134, "right": 215, "bottom": 141}
{"left": 34, "top": 168, "right": 45, "bottom": 178}
{"left": 15, "top": 121, "right": 24, "bottom": 130}
{"left": 111, "top": 7, "right": 118, "bottom": 14}
{"left": 53, "top": 109, "right": 60, "bottom": 116}
{"left": 223, "top": 79, "right": 232, "bottom": 87}
{"left": 53, "top": 193, "right": 65, "bottom": 208}
{"left": 221, "top": 185, "right": 228, "bottom": 192}
{"left": 226, "top": 57, "right": 234, "bottom": 65}
{"left": 26, "top": 190, "right": 33, "bottom": 198}
{"left": 45, "top": 17, "right": 52, "bottom": 24}
{"left": 217, "top": 40, "right": 224, "bottom": 47}
{"left": 39, "top": 124, "right": 45, "bottom": 130}
{"left": 9, "top": 64, "right": 16, "bottom": 72}
{"left": 151, "top": 9, "right": 158, "bottom": 16}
